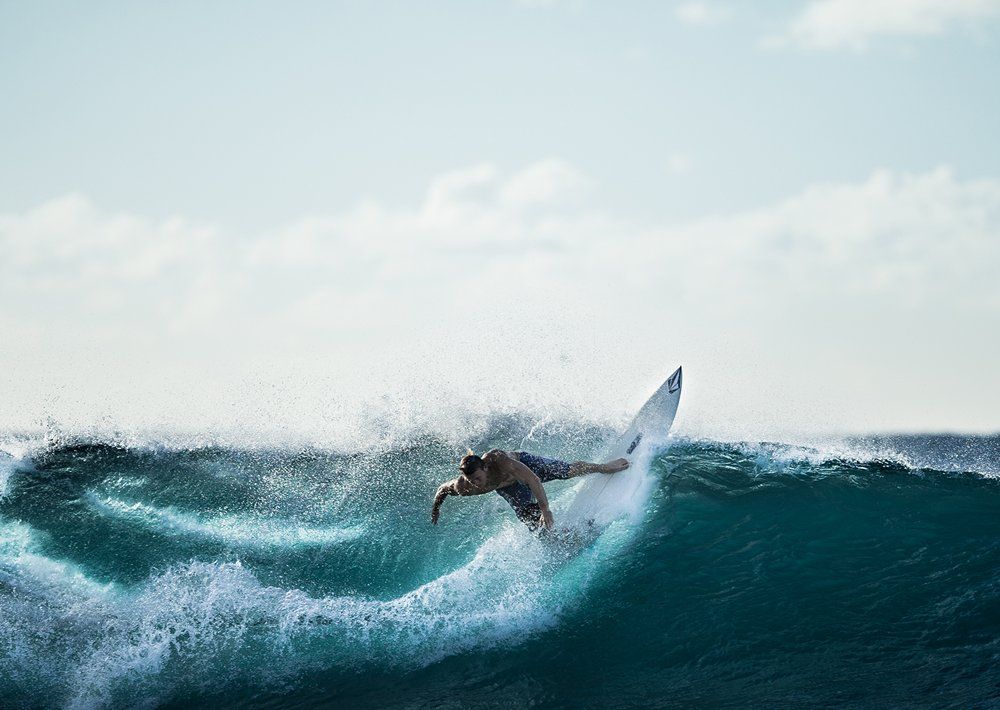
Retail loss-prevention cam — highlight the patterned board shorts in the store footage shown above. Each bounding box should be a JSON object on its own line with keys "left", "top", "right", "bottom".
{"left": 494, "top": 452, "right": 572, "bottom": 526}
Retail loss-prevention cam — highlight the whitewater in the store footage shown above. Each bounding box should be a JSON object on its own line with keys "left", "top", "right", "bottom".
{"left": 1, "top": 415, "right": 998, "bottom": 708}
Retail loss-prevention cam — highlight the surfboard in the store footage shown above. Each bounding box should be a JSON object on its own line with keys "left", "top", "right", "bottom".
{"left": 561, "top": 365, "right": 683, "bottom": 527}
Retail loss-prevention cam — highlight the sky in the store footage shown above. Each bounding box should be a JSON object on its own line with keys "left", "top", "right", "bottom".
{"left": 1, "top": 0, "right": 999, "bottom": 441}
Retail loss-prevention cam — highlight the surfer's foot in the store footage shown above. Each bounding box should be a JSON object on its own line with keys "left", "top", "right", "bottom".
{"left": 602, "top": 458, "right": 629, "bottom": 473}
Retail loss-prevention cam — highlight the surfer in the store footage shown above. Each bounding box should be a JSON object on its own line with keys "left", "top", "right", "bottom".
{"left": 431, "top": 450, "right": 629, "bottom": 530}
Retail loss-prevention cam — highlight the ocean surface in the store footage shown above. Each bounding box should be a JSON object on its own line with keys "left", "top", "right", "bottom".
{"left": 1, "top": 421, "right": 998, "bottom": 709}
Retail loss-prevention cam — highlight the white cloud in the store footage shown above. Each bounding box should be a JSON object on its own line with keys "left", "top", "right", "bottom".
{"left": 771, "top": 0, "right": 1000, "bottom": 51}
{"left": 423, "top": 163, "right": 499, "bottom": 219}
{"left": 1, "top": 162, "right": 998, "bottom": 436}
{"left": 498, "top": 159, "right": 593, "bottom": 209}
{"left": 678, "top": 167, "right": 1000, "bottom": 306}
{"left": 675, "top": 2, "right": 732, "bottom": 26}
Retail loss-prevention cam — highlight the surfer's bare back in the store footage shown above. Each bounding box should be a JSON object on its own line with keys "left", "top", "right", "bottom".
{"left": 431, "top": 449, "right": 629, "bottom": 530}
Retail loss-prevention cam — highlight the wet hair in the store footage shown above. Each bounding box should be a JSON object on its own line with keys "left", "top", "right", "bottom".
{"left": 459, "top": 453, "right": 484, "bottom": 477}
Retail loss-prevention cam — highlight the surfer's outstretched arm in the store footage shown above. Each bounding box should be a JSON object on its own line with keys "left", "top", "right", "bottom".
{"left": 431, "top": 480, "right": 458, "bottom": 524}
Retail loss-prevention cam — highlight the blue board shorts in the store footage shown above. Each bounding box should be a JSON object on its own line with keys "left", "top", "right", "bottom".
{"left": 495, "top": 452, "right": 572, "bottom": 527}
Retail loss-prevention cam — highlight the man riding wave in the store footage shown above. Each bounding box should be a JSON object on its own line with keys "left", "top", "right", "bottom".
{"left": 431, "top": 449, "right": 629, "bottom": 530}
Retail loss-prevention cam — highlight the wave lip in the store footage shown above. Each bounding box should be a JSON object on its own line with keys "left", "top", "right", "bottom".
{"left": 84, "top": 493, "right": 366, "bottom": 548}
{"left": 669, "top": 434, "right": 1000, "bottom": 479}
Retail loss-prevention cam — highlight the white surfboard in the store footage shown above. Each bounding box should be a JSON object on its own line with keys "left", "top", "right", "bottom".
{"left": 561, "top": 365, "right": 683, "bottom": 527}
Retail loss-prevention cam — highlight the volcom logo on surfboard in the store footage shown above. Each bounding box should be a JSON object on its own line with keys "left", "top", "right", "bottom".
{"left": 667, "top": 368, "right": 682, "bottom": 394}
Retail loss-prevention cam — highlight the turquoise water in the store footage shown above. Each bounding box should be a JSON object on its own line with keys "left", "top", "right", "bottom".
{"left": 1, "top": 424, "right": 998, "bottom": 708}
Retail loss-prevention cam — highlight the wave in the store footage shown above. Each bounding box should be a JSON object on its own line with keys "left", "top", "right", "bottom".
{"left": 1, "top": 429, "right": 998, "bottom": 707}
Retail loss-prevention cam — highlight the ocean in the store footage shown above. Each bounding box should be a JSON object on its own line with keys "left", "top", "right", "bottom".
{"left": 1, "top": 420, "right": 998, "bottom": 708}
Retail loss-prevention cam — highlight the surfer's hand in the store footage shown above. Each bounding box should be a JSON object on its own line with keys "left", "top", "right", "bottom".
{"left": 431, "top": 508, "right": 440, "bottom": 525}
{"left": 540, "top": 507, "right": 554, "bottom": 530}
{"left": 606, "top": 458, "right": 630, "bottom": 473}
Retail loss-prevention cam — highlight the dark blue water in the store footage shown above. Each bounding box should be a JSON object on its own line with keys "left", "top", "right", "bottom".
{"left": 1, "top": 428, "right": 998, "bottom": 708}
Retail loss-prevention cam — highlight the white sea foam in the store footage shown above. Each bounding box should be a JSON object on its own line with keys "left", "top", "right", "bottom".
{"left": 0, "top": 457, "right": 14, "bottom": 499}
{"left": 0, "top": 440, "right": 34, "bottom": 499}
{"left": 0, "top": 516, "right": 582, "bottom": 708}
{"left": 84, "top": 493, "right": 366, "bottom": 548}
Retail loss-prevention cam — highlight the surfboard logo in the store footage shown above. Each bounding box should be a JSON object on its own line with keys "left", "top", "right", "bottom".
{"left": 626, "top": 433, "right": 643, "bottom": 454}
{"left": 667, "top": 368, "right": 682, "bottom": 394}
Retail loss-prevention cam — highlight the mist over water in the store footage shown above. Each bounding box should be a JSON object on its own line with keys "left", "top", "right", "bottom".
{"left": 1, "top": 408, "right": 998, "bottom": 708}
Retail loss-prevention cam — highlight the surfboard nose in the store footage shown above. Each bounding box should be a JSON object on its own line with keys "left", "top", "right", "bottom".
{"left": 667, "top": 366, "right": 682, "bottom": 394}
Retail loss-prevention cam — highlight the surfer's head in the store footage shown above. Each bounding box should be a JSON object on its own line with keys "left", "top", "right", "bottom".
{"left": 459, "top": 453, "right": 486, "bottom": 485}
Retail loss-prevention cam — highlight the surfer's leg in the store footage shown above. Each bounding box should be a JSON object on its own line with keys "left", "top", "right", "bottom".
{"left": 517, "top": 451, "right": 629, "bottom": 479}
{"left": 515, "top": 452, "right": 571, "bottom": 481}
{"left": 566, "top": 458, "right": 629, "bottom": 477}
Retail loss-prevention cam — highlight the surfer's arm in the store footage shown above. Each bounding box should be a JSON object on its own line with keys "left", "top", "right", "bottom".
{"left": 431, "top": 480, "right": 458, "bottom": 524}
{"left": 509, "top": 461, "right": 554, "bottom": 529}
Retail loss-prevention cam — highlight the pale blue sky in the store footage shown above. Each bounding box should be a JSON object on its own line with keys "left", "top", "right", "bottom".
{"left": 1, "top": 1, "right": 999, "bottom": 437}
{"left": 2, "top": 1, "right": 998, "bottom": 230}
